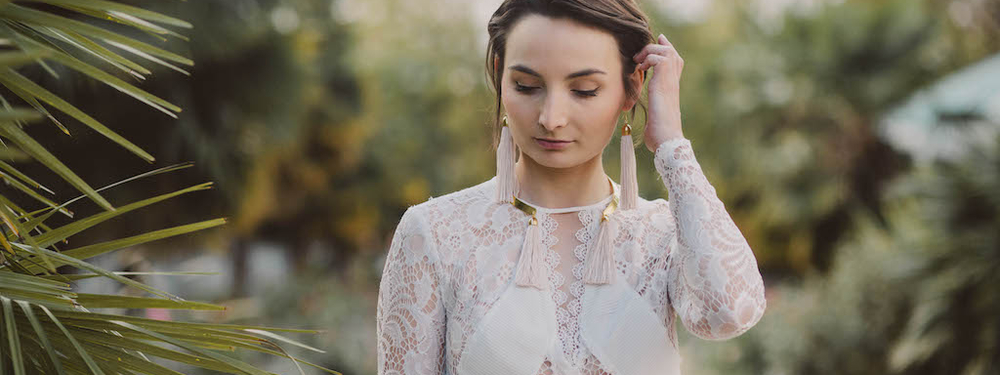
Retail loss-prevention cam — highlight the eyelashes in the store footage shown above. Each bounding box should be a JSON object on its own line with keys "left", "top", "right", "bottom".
{"left": 514, "top": 82, "right": 599, "bottom": 98}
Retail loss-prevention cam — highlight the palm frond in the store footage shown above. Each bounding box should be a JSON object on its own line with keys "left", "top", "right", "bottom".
{"left": 0, "top": 1, "right": 339, "bottom": 373}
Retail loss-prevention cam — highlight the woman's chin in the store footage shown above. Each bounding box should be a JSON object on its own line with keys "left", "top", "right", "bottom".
{"left": 522, "top": 151, "right": 584, "bottom": 169}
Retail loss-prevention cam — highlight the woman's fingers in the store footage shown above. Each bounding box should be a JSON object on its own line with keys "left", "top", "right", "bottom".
{"left": 636, "top": 53, "right": 667, "bottom": 72}
{"left": 634, "top": 33, "right": 683, "bottom": 76}
{"left": 658, "top": 33, "right": 672, "bottom": 47}
{"left": 633, "top": 44, "right": 676, "bottom": 64}
{"left": 633, "top": 34, "right": 680, "bottom": 65}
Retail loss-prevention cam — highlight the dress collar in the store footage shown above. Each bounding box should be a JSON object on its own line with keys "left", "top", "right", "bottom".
{"left": 503, "top": 174, "right": 622, "bottom": 289}
{"left": 504, "top": 175, "right": 620, "bottom": 214}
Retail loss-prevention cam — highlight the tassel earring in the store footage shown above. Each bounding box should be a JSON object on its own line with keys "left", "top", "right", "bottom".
{"left": 497, "top": 115, "right": 517, "bottom": 204}
{"left": 620, "top": 118, "right": 638, "bottom": 210}
{"left": 584, "top": 116, "right": 637, "bottom": 285}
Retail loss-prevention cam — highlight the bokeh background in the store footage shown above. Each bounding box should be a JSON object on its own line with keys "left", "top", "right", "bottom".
{"left": 24, "top": 0, "right": 1000, "bottom": 373}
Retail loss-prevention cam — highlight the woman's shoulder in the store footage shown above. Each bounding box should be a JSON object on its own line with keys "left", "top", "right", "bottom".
{"left": 394, "top": 176, "right": 498, "bottom": 264}
{"left": 631, "top": 195, "right": 675, "bottom": 230}
{"left": 401, "top": 175, "right": 498, "bottom": 226}
{"left": 638, "top": 195, "right": 670, "bottom": 212}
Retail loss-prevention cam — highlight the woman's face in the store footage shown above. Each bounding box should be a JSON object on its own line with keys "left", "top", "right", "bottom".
{"left": 500, "top": 14, "right": 636, "bottom": 169}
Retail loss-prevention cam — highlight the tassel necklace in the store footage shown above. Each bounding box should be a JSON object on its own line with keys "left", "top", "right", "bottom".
{"left": 510, "top": 176, "right": 620, "bottom": 289}
{"left": 497, "top": 115, "right": 638, "bottom": 290}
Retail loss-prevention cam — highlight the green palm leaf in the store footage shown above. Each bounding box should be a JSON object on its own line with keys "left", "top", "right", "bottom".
{"left": 0, "top": 120, "right": 115, "bottom": 211}
{"left": 0, "top": 1, "right": 338, "bottom": 374}
{"left": 16, "top": 300, "right": 66, "bottom": 375}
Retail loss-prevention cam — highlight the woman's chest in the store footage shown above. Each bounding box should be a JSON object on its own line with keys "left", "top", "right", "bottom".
{"left": 440, "top": 211, "right": 680, "bottom": 375}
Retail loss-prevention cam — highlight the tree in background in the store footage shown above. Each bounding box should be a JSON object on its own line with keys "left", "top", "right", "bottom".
{"left": 699, "top": 121, "right": 1000, "bottom": 375}
{"left": 673, "top": 0, "right": 1000, "bottom": 373}
{"left": 8, "top": 0, "right": 374, "bottom": 295}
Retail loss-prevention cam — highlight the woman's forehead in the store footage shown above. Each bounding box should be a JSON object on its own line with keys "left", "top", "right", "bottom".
{"left": 505, "top": 14, "right": 620, "bottom": 77}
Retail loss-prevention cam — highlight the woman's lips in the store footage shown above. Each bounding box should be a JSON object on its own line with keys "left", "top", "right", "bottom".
{"left": 535, "top": 138, "right": 572, "bottom": 150}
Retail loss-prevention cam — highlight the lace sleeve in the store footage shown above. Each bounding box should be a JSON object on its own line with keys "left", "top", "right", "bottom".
{"left": 377, "top": 205, "right": 447, "bottom": 374}
{"left": 653, "top": 137, "right": 767, "bottom": 341}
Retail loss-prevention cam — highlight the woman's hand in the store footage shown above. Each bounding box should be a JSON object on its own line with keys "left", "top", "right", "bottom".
{"left": 633, "top": 34, "right": 685, "bottom": 153}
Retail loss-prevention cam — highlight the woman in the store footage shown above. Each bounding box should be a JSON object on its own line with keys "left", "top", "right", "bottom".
{"left": 377, "top": 0, "right": 767, "bottom": 374}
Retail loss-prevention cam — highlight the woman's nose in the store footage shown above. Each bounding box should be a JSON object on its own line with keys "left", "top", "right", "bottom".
{"left": 538, "top": 90, "right": 568, "bottom": 131}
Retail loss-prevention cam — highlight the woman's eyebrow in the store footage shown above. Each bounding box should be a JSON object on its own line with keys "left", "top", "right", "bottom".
{"left": 509, "top": 64, "right": 606, "bottom": 80}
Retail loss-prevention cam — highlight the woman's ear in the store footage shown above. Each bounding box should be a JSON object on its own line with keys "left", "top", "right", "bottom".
{"left": 622, "top": 65, "right": 645, "bottom": 111}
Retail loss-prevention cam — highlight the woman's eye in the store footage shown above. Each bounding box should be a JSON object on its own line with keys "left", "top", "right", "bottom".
{"left": 514, "top": 82, "right": 538, "bottom": 92}
{"left": 513, "top": 82, "right": 598, "bottom": 98}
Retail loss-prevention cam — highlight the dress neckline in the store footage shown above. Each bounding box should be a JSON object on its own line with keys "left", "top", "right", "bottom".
{"left": 493, "top": 175, "right": 620, "bottom": 214}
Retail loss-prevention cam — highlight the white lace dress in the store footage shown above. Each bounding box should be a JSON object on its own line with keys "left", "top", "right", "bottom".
{"left": 377, "top": 137, "right": 767, "bottom": 375}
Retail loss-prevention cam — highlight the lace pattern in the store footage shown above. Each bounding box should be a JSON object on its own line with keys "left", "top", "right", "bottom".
{"left": 653, "top": 138, "right": 768, "bottom": 341}
{"left": 376, "top": 137, "right": 767, "bottom": 374}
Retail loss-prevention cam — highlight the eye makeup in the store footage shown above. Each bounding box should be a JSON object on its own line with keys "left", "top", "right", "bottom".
{"left": 513, "top": 81, "right": 600, "bottom": 98}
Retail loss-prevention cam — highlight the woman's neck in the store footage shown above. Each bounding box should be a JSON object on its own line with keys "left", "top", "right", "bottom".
{"left": 514, "top": 152, "right": 612, "bottom": 209}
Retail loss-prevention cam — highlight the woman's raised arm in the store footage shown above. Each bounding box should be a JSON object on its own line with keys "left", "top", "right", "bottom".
{"left": 654, "top": 137, "right": 767, "bottom": 341}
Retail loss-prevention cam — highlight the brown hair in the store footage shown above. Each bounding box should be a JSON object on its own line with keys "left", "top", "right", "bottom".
{"left": 485, "top": 0, "right": 654, "bottom": 149}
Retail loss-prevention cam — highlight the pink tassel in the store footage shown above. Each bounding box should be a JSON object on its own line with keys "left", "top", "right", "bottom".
{"left": 620, "top": 129, "right": 638, "bottom": 210}
{"left": 515, "top": 217, "right": 547, "bottom": 289}
{"left": 583, "top": 218, "right": 618, "bottom": 285}
{"left": 496, "top": 123, "right": 517, "bottom": 204}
